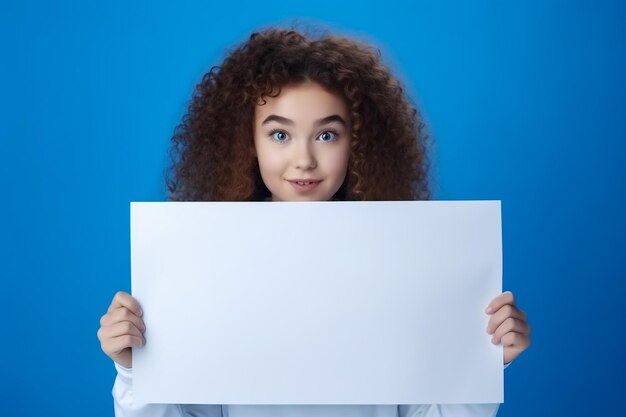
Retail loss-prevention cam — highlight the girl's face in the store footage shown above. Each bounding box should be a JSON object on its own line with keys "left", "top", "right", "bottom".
{"left": 253, "top": 81, "right": 351, "bottom": 201}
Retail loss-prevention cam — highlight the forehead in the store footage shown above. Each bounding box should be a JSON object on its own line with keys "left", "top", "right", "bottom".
{"left": 254, "top": 81, "right": 349, "bottom": 121}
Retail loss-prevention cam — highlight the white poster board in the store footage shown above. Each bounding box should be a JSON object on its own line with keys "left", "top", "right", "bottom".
{"left": 131, "top": 201, "right": 503, "bottom": 404}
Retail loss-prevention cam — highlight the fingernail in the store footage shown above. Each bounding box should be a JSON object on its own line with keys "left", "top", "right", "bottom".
{"left": 485, "top": 306, "right": 493, "bottom": 314}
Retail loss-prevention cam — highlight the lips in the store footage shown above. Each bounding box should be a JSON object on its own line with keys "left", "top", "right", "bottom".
{"left": 288, "top": 179, "right": 321, "bottom": 185}
{"left": 287, "top": 179, "right": 322, "bottom": 193}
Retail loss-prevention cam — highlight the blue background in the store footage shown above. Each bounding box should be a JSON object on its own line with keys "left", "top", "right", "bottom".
{"left": 1, "top": 0, "right": 624, "bottom": 415}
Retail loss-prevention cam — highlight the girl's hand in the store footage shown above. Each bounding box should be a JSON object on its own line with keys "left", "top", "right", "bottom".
{"left": 485, "top": 291, "right": 531, "bottom": 365}
{"left": 97, "top": 291, "right": 146, "bottom": 368}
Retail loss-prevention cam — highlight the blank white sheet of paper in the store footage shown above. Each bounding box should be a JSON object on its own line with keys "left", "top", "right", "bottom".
{"left": 130, "top": 201, "right": 503, "bottom": 405}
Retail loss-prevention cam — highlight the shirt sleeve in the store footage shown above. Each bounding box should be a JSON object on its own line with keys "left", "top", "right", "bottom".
{"left": 112, "top": 362, "right": 187, "bottom": 417}
{"left": 396, "top": 360, "right": 511, "bottom": 416}
{"left": 398, "top": 404, "right": 500, "bottom": 417}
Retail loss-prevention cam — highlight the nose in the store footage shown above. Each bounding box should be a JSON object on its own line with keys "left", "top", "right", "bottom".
{"left": 292, "top": 139, "right": 317, "bottom": 170}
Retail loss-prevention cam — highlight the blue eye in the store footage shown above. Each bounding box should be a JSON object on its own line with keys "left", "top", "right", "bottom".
{"left": 270, "top": 130, "right": 289, "bottom": 142}
{"left": 318, "top": 131, "right": 338, "bottom": 142}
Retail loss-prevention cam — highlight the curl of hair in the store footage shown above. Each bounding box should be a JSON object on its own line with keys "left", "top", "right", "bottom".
{"left": 166, "top": 27, "right": 430, "bottom": 201}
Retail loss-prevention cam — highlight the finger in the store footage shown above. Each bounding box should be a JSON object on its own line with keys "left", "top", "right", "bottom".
{"left": 103, "top": 334, "right": 145, "bottom": 357}
{"left": 486, "top": 304, "right": 527, "bottom": 334}
{"left": 485, "top": 291, "right": 515, "bottom": 314}
{"left": 98, "top": 320, "right": 145, "bottom": 343}
{"left": 107, "top": 291, "right": 143, "bottom": 317}
{"left": 492, "top": 317, "right": 531, "bottom": 344}
{"left": 100, "top": 307, "right": 146, "bottom": 333}
{"left": 501, "top": 331, "right": 530, "bottom": 350}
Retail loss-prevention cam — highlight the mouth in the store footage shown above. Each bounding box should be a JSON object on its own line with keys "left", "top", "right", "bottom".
{"left": 287, "top": 179, "right": 322, "bottom": 193}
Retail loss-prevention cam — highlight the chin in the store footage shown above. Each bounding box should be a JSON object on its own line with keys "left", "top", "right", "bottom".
{"left": 276, "top": 192, "right": 332, "bottom": 202}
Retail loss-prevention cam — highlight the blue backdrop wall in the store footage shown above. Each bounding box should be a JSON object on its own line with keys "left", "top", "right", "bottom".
{"left": 1, "top": 1, "right": 624, "bottom": 416}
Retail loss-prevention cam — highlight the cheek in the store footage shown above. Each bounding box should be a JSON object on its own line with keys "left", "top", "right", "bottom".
{"left": 325, "top": 145, "right": 351, "bottom": 177}
{"left": 255, "top": 143, "right": 284, "bottom": 174}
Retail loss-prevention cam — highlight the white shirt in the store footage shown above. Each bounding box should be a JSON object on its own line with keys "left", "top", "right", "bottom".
{"left": 112, "top": 363, "right": 501, "bottom": 417}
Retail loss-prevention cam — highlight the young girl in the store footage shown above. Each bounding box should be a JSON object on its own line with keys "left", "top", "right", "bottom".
{"left": 97, "top": 27, "right": 531, "bottom": 417}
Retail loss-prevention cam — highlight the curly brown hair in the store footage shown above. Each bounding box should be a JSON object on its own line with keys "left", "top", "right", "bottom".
{"left": 166, "top": 27, "right": 430, "bottom": 201}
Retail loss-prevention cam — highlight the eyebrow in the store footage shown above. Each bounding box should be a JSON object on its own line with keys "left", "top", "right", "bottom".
{"left": 261, "top": 114, "right": 347, "bottom": 127}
